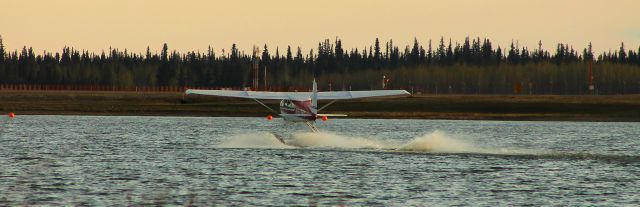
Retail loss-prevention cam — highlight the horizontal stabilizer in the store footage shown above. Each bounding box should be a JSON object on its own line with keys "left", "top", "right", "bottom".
{"left": 279, "top": 114, "right": 313, "bottom": 117}
{"left": 316, "top": 114, "right": 348, "bottom": 117}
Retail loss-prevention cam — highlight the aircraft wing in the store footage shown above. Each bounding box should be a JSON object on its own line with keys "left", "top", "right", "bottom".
{"left": 186, "top": 89, "right": 305, "bottom": 100}
{"left": 186, "top": 89, "right": 410, "bottom": 100}
{"left": 316, "top": 90, "right": 410, "bottom": 100}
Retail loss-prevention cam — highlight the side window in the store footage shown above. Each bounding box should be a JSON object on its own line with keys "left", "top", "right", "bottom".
{"left": 281, "top": 99, "right": 292, "bottom": 108}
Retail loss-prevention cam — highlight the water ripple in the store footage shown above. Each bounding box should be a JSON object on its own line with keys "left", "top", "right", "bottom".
{"left": 0, "top": 116, "right": 639, "bottom": 206}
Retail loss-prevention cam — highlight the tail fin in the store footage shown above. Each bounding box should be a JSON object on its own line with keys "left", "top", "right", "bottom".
{"left": 311, "top": 79, "right": 318, "bottom": 114}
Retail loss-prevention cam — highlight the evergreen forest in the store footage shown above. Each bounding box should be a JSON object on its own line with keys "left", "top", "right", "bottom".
{"left": 1, "top": 35, "right": 639, "bottom": 94}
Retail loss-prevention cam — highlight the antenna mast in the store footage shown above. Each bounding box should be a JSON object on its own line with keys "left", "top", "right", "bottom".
{"left": 588, "top": 50, "right": 594, "bottom": 95}
{"left": 264, "top": 65, "right": 268, "bottom": 91}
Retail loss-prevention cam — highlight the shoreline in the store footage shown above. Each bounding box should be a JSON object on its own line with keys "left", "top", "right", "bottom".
{"left": 8, "top": 113, "right": 638, "bottom": 123}
{"left": 2, "top": 90, "right": 640, "bottom": 122}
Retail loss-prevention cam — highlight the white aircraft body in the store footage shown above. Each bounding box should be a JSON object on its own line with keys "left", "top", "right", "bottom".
{"left": 186, "top": 80, "right": 410, "bottom": 136}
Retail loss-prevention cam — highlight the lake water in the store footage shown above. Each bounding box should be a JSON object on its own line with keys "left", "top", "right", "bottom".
{"left": 1, "top": 116, "right": 639, "bottom": 206}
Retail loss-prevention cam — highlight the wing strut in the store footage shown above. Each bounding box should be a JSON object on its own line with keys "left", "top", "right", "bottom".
{"left": 317, "top": 99, "right": 338, "bottom": 112}
{"left": 252, "top": 98, "right": 278, "bottom": 114}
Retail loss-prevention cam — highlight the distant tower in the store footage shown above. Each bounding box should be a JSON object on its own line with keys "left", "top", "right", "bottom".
{"left": 264, "top": 65, "right": 268, "bottom": 91}
{"left": 588, "top": 58, "right": 595, "bottom": 95}
{"left": 588, "top": 45, "right": 595, "bottom": 95}
{"left": 252, "top": 45, "right": 260, "bottom": 91}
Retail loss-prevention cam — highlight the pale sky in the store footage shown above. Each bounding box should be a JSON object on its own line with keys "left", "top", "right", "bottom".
{"left": 2, "top": 0, "right": 639, "bottom": 56}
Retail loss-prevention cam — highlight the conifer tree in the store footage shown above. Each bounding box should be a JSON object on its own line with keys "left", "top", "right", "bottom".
{"left": 427, "top": 39, "right": 433, "bottom": 64}
{"left": 437, "top": 37, "right": 446, "bottom": 64}
{"left": 146, "top": 46, "right": 151, "bottom": 60}
{"left": 508, "top": 41, "right": 518, "bottom": 64}
{"left": 446, "top": 38, "right": 453, "bottom": 64}
{"left": 286, "top": 46, "right": 293, "bottom": 63}
{"left": 295, "top": 47, "right": 303, "bottom": 65}
{"left": 619, "top": 42, "right": 626, "bottom": 63}
{"left": 410, "top": 38, "right": 420, "bottom": 65}
{"left": 0, "top": 35, "right": 5, "bottom": 64}
{"left": 462, "top": 37, "right": 471, "bottom": 63}
{"left": 157, "top": 43, "right": 170, "bottom": 86}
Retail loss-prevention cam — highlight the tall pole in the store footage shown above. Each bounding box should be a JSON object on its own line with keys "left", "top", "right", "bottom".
{"left": 589, "top": 56, "right": 594, "bottom": 95}
{"left": 264, "top": 66, "right": 267, "bottom": 91}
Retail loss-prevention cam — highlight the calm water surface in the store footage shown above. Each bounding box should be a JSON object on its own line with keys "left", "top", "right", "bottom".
{"left": 0, "top": 116, "right": 639, "bottom": 206}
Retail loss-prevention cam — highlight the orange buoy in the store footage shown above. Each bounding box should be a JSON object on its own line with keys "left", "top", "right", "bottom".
{"left": 321, "top": 116, "right": 328, "bottom": 121}
{"left": 266, "top": 115, "right": 273, "bottom": 121}
{"left": 8, "top": 112, "right": 15, "bottom": 118}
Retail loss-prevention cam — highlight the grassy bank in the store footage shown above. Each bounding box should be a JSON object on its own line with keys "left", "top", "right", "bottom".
{"left": 1, "top": 90, "right": 640, "bottom": 121}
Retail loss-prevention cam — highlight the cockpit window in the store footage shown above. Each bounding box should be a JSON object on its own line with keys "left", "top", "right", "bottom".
{"left": 280, "top": 99, "right": 293, "bottom": 107}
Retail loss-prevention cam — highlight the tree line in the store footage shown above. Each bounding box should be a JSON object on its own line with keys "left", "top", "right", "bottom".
{"left": 1, "top": 35, "right": 639, "bottom": 94}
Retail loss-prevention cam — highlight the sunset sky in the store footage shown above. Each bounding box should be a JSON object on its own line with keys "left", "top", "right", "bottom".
{"left": 2, "top": 0, "right": 639, "bottom": 55}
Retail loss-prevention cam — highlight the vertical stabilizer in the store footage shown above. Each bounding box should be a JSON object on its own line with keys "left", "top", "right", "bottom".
{"left": 311, "top": 79, "right": 318, "bottom": 114}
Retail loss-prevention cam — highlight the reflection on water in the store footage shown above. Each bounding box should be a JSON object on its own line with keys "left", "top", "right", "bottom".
{"left": 1, "top": 116, "right": 639, "bottom": 206}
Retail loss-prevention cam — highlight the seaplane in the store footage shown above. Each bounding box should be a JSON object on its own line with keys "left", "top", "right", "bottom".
{"left": 185, "top": 79, "right": 410, "bottom": 142}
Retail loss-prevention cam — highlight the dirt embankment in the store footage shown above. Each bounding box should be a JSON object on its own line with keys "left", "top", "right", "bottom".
{"left": 1, "top": 90, "right": 640, "bottom": 121}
